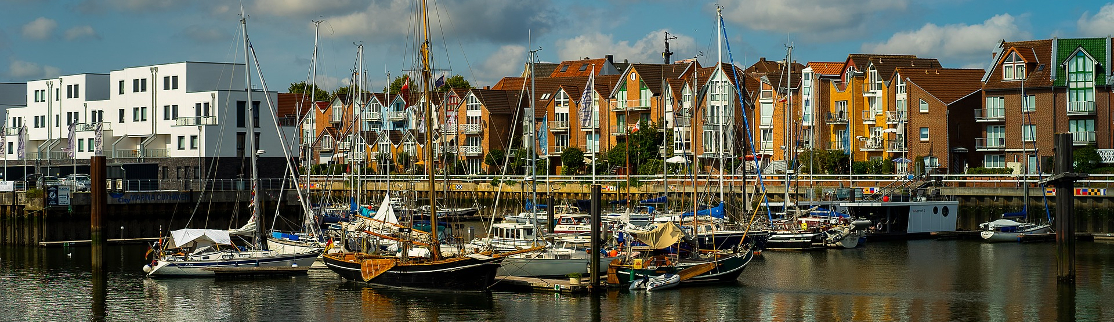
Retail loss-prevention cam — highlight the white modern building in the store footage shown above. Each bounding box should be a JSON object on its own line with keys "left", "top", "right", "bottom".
{"left": 2, "top": 61, "right": 295, "bottom": 183}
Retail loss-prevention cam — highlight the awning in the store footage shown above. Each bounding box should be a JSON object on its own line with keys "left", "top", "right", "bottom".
{"left": 169, "top": 229, "right": 232, "bottom": 248}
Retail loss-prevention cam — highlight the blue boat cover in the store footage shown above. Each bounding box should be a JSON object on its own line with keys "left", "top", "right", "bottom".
{"left": 1002, "top": 211, "right": 1026, "bottom": 218}
{"left": 524, "top": 201, "right": 547, "bottom": 211}
{"left": 640, "top": 196, "right": 667, "bottom": 204}
{"left": 681, "top": 202, "right": 724, "bottom": 218}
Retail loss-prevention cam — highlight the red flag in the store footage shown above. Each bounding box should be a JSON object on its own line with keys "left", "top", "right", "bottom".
{"left": 400, "top": 75, "right": 409, "bottom": 92}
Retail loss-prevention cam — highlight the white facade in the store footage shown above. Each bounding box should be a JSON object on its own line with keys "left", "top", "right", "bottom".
{"left": 3, "top": 62, "right": 293, "bottom": 163}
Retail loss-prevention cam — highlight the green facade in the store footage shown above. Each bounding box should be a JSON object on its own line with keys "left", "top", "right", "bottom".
{"left": 1054, "top": 38, "right": 1108, "bottom": 87}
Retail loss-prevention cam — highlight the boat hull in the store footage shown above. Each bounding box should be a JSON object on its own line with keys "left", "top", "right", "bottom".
{"left": 696, "top": 230, "right": 768, "bottom": 251}
{"left": 497, "top": 255, "right": 619, "bottom": 278}
{"left": 267, "top": 237, "right": 325, "bottom": 255}
{"left": 323, "top": 253, "right": 504, "bottom": 292}
{"left": 765, "top": 232, "right": 824, "bottom": 250}
{"left": 612, "top": 251, "right": 753, "bottom": 285}
{"left": 147, "top": 251, "right": 320, "bottom": 277}
{"left": 980, "top": 225, "right": 1052, "bottom": 242}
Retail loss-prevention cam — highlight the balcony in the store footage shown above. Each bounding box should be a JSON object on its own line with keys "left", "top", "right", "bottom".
{"left": 77, "top": 122, "right": 113, "bottom": 131}
{"left": 612, "top": 126, "right": 630, "bottom": 136}
{"left": 826, "top": 112, "right": 848, "bottom": 124}
{"left": 886, "top": 140, "right": 907, "bottom": 153}
{"left": 550, "top": 145, "right": 565, "bottom": 156}
{"left": 673, "top": 117, "right": 691, "bottom": 128}
{"left": 2, "top": 127, "right": 19, "bottom": 135}
{"left": 349, "top": 152, "right": 366, "bottom": 161}
{"left": 829, "top": 140, "right": 847, "bottom": 151}
{"left": 175, "top": 116, "right": 217, "bottom": 126}
{"left": 610, "top": 99, "right": 651, "bottom": 112}
{"left": 367, "top": 111, "right": 381, "bottom": 121}
{"left": 373, "top": 151, "right": 391, "bottom": 160}
{"left": 885, "top": 111, "right": 906, "bottom": 124}
{"left": 460, "top": 123, "right": 482, "bottom": 135}
{"left": 759, "top": 141, "right": 774, "bottom": 151}
{"left": 975, "top": 137, "right": 1006, "bottom": 150}
{"left": 113, "top": 150, "right": 139, "bottom": 158}
{"left": 861, "top": 137, "right": 885, "bottom": 151}
{"left": 1072, "top": 131, "right": 1096, "bottom": 145}
{"left": 579, "top": 119, "right": 599, "bottom": 131}
{"left": 1067, "top": 101, "right": 1096, "bottom": 115}
{"left": 862, "top": 110, "right": 877, "bottom": 124}
{"left": 461, "top": 145, "right": 482, "bottom": 157}
{"left": 549, "top": 120, "right": 569, "bottom": 132}
{"left": 441, "top": 125, "right": 456, "bottom": 135}
{"left": 337, "top": 141, "right": 351, "bottom": 151}
{"left": 438, "top": 145, "right": 457, "bottom": 154}
{"left": 317, "top": 142, "right": 334, "bottom": 151}
{"left": 974, "top": 109, "right": 1005, "bottom": 122}
{"left": 387, "top": 111, "right": 407, "bottom": 121}
{"left": 143, "top": 148, "right": 168, "bottom": 158}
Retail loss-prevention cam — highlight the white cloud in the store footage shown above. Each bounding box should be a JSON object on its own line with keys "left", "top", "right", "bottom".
{"left": 717, "top": 0, "right": 908, "bottom": 38}
{"left": 21, "top": 17, "right": 57, "bottom": 40}
{"left": 106, "top": 0, "right": 178, "bottom": 11}
{"left": 250, "top": 0, "right": 363, "bottom": 17}
{"left": 479, "top": 45, "right": 525, "bottom": 84}
{"left": 8, "top": 59, "right": 61, "bottom": 79}
{"left": 64, "top": 26, "right": 100, "bottom": 41}
{"left": 177, "top": 25, "right": 229, "bottom": 43}
{"left": 1078, "top": 3, "right": 1114, "bottom": 37}
{"left": 555, "top": 29, "right": 696, "bottom": 64}
{"left": 862, "top": 14, "right": 1028, "bottom": 62}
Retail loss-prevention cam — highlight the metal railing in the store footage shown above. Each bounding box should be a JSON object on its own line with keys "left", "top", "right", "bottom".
{"left": 462, "top": 145, "right": 482, "bottom": 156}
{"left": 974, "top": 137, "right": 1006, "bottom": 150}
{"left": 861, "top": 137, "right": 885, "bottom": 150}
{"left": 113, "top": 150, "right": 140, "bottom": 158}
{"left": 277, "top": 116, "right": 297, "bottom": 127}
{"left": 578, "top": 119, "right": 599, "bottom": 130}
{"left": 3, "top": 127, "right": 19, "bottom": 135}
{"left": 76, "top": 122, "right": 113, "bottom": 131}
{"left": 886, "top": 110, "right": 906, "bottom": 123}
{"left": 826, "top": 112, "right": 848, "bottom": 124}
{"left": 1067, "top": 101, "right": 1096, "bottom": 115}
{"left": 441, "top": 125, "right": 457, "bottom": 135}
{"left": 1072, "top": 131, "right": 1096, "bottom": 144}
{"left": 862, "top": 110, "right": 877, "bottom": 124}
{"left": 551, "top": 145, "right": 565, "bottom": 155}
{"left": 460, "top": 123, "right": 482, "bottom": 135}
{"left": 886, "top": 140, "right": 907, "bottom": 152}
{"left": 974, "top": 108, "right": 1005, "bottom": 122}
{"left": 387, "top": 111, "right": 407, "bottom": 121}
{"left": 367, "top": 112, "right": 381, "bottom": 120}
{"left": 609, "top": 99, "right": 651, "bottom": 112}
{"left": 337, "top": 141, "right": 351, "bottom": 151}
{"left": 175, "top": 116, "right": 217, "bottom": 126}
{"left": 829, "top": 140, "right": 846, "bottom": 151}
{"left": 143, "top": 148, "right": 168, "bottom": 158}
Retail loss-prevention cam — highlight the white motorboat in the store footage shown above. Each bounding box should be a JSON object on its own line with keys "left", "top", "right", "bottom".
{"left": 979, "top": 217, "right": 1052, "bottom": 242}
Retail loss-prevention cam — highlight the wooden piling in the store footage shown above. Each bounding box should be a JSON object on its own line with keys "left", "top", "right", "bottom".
{"left": 589, "top": 184, "right": 601, "bottom": 291}
{"left": 1048, "top": 134, "right": 1083, "bottom": 283}
{"left": 90, "top": 155, "right": 107, "bottom": 321}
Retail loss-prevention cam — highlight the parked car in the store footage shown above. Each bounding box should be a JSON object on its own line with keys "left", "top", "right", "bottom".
{"left": 62, "top": 174, "right": 91, "bottom": 192}
{"left": 36, "top": 175, "right": 60, "bottom": 189}
{"left": 19, "top": 173, "right": 43, "bottom": 189}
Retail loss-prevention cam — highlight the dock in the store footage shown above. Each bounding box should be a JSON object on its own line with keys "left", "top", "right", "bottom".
{"left": 491, "top": 276, "right": 591, "bottom": 294}
{"left": 38, "top": 237, "right": 161, "bottom": 247}
{"left": 932, "top": 231, "right": 1095, "bottom": 242}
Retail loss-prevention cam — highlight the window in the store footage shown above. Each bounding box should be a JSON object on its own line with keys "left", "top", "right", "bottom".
{"left": 55, "top": 88, "right": 59, "bottom": 101}
{"left": 1023, "top": 95, "right": 1035, "bottom": 113}
{"left": 560, "top": 65, "right": 569, "bottom": 72}
{"left": 760, "top": 102, "right": 773, "bottom": 127}
{"left": 924, "top": 156, "right": 939, "bottom": 168}
{"left": 6, "top": 142, "right": 11, "bottom": 154}
{"left": 835, "top": 100, "right": 848, "bottom": 120}
{"left": 896, "top": 77, "right": 906, "bottom": 94}
{"left": 141, "top": 78, "right": 147, "bottom": 92}
{"left": 163, "top": 105, "right": 171, "bottom": 120}
{"left": 141, "top": 107, "right": 148, "bottom": 121}
{"left": 987, "top": 125, "right": 1005, "bottom": 147}
{"left": 919, "top": 99, "right": 928, "bottom": 113}
{"left": 133, "top": 79, "right": 139, "bottom": 92}
{"left": 1022, "top": 124, "right": 1036, "bottom": 142}
{"left": 237, "top": 101, "right": 246, "bottom": 127}
{"left": 1067, "top": 51, "right": 1095, "bottom": 114}
{"left": 639, "top": 81, "right": 651, "bottom": 108}
{"left": 760, "top": 129, "right": 773, "bottom": 150}
{"left": 163, "top": 76, "right": 170, "bottom": 90}
{"left": 919, "top": 127, "right": 929, "bottom": 141}
{"left": 119, "top": 109, "right": 125, "bottom": 123}
{"left": 1002, "top": 52, "right": 1025, "bottom": 81}
{"left": 78, "top": 139, "right": 84, "bottom": 152}
{"left": 74, "top": 84, "right": 79, "bottom": 98}
{"left": 133, "top": 107, "right": 140, "bottom": 122}
{"left": 555, "top": 91, "right": 569, "bottom": 109}
{"left": 119, "top": 80, "right": 125, "bottom": 95}
{"left": 984, "top": 154, "right": 1005, "bottom": 168}
{"left": 1069, "top": 119, "right": 1095, "bottom": 143}
{"left": 869, "top": 68, "right": 882, "bottom": 91}
{"left": 172, "top": 105, "right": 179, "bottom": 119}
{"left": 177, "top": 136, "right": 185, "bottom": 150}
{"left": 66, "top": 85, "right": 72, "bottom": 98}
{"left": 190, "top": 135, "right": 198, "bottom": 150}
{"left": 172, "top": 76, "right": 178, "bottom": 89}
{"left": 579, "top": 64, "right": 588, "bottom": 71}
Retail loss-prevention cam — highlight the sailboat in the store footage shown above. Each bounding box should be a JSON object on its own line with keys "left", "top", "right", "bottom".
{"left": 322, "top": 0, "right": 534, "bottom": 291}
{"left": 143, "top": 7, "right": 320, "bottom": 277}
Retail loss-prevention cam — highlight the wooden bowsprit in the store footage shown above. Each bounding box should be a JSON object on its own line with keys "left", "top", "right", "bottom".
{"left": 361, "top": 259, "right": 397, "bottom": 282}
{"left": 677, "top": 262, "right": 717, "bottom": 281}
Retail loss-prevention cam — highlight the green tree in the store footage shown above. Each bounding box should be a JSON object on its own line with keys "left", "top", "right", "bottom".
{"left": 396, "top": 151, "right": 411, "bottom": 173}
{"left": 1073, "top": 145, "right": 1102, "bottom": 173}
{"left": 436, "top": 75, "right": 471, "bottom": 92}
{"left": 288, "top": 81, "right": 329, "bottom": 101}
{"left": 561, "top": 147, "right": 585, "bottom": 175}
{"left": 484, "top": 149, "right": 506, "bottom": 173}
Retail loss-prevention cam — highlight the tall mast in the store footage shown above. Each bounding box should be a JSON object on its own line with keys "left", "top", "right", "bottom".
{"left": 529, "top": 40, "right": 538, "bottom": 223}
{"left": 716, "top": 6, "right": 725, "bottom": 207}
{"left": 784, "top": 45, "right": 793, "bottom": 211}
{"left": 420, "top": 0, "right": 440, "bottom": 260}
{"left": 240, "top": 6, "right": 263, "bottom": 249}
{"left": 305, "top": 20, "right": 321, "bottom": 229}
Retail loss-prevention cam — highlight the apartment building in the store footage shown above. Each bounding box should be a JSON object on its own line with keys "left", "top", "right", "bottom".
{"left": 799, "top": 62, "right": 841, "bottom": 152}
{"left": 743, "top": 58, "right": 804, "bottom": 162}
{"left": 3, "top": 62, "right": 292, "bottom": 182}
{"left": 899, "top": 68, "right": 983, "bottom": 173}
{"left": 978, "top": 37, "right": 1114, "bottom": 173}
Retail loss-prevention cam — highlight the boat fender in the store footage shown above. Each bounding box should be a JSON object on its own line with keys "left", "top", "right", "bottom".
{"left": 142, "top": 265, "right": 152, "bottom": 273}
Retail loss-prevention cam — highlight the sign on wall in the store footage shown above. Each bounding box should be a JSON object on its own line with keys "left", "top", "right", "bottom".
{"left": 1098, "top": 149, "right": 1114, "bottom": 163}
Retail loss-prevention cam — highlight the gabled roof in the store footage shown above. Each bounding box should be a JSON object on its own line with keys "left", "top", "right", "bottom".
{"left": 612, "top": 63, "right": 691, "bottom": 97}
{"left": 983, "top": 39, "right": 1054, "bottom": 89}
{"left": 469, "top": 88, "right": 526, "bottom": 115}
{"left": 806, "top": 62, "right": 843, "bottom": 76}
{"left": 276, "top": 93, "right": 315, "bottom": 118}
{"left": 1054, "top": 37, "right": 1111, "bottom": 87}
{"left": 866, "top": 56, "right": 942, "bottom": 82}
{"left": 550, "top": 58, "right": 610, "bottom": 77}
{"left": 898, "top": 68, "right": 985, "bottom": 105}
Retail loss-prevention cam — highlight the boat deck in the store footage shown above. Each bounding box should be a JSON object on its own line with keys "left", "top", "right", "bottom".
{"left": 491, "top": 276, "right": 593, "bottom": 294}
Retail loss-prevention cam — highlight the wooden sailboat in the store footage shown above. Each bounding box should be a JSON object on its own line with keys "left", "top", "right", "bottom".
{"left": 323, "top": 0, "right": 538, "bottom": 291}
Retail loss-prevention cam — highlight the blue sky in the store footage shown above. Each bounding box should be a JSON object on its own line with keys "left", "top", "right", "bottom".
{"left": 0, "top": 0, "right": 1112, "bottom": 92}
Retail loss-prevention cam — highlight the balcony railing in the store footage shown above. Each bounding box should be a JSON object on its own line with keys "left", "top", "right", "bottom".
{"left": 861, "top": 137, "right": 885, "bottom": 150}
{"left": 610, "top": 99, "right": 651, "bottom": 112}
{"left": 1067, "top": 101, "right": 1096, "bottom": 115}
{"left": 1072, "top": 131, "right": 1096, "bottom": 145}
{"left": 3, "top": 127, "right": 19, "bottom": 135}
{"left": 612, "top": 126, "right": 629, "bottom": 136}
{"left": 829, "top": 140, "right": 846, "bottom": 151}
{"left": 673, "top": 117, "right": 691, "bottom": 128}
{"left": 366, "top": 112, "right": 381, "bottom": 120}
{"left": 387, "top": 111, "right": 406, "bottom": 121}
{"left": 461, "top": 145, "right": 482, "bottom": 156}
{"left": 143, "top": 148, "right": 168, "bottom": 158}
{"left": 317, "top": 142, "right": 334, "bottom": 150}
{"left": 975, "top": 137, "right": 1006, "bottom": 150}
{"left": 550, "top": 145, "right": 565, "bottom": 155}
{"left": 974, "top": 109, "right": 1005, "bottom": 122}
{"left": 862, "top": 110, "right": 877, "bottom": 124}
{"left": 438, "top": 145, "right": 457, "bottom": 154}
{"left": 460, "top": 123, "right": 482, "bottom": 135}
{"left": 886, "top": 140, "right": 907, "bottom": 153}
{"left": 337, "top": 141, "right": 351, "bottom": 151}
{"left": 578, "top": 119, "right": 599, "bottom": 130}
{"left": 885, "top": 111, "right": 906, "bottom": 124}
{"left": 175, "top": 116, "right": 217, "bottom": 126}
{"left": 759, "top": 141, "right": 773, "bottom": 151}
{"left": 277, "top": 116, "right": 298, "bottom": 127}
{"left": 441, "top": 125, "right": 457, "bottom": 135}
{"left": 826, "top": 112, "right": 848, "bottom": 124}
{"left": 349, "top": 152, "right": 366, "bottom": 161}
{"left": 76, "top": 122, "right": 113, "bottom": 131}
{"left": 549, "top": 121, "right": 569, "bottom": 131}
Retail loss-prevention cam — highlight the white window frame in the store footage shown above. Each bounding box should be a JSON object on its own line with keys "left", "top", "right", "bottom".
{"left": 919, "top": 99, "right": 928, "bottom": 113}
{"left": 919, "top": 127, "right": 929, "bottom": 141}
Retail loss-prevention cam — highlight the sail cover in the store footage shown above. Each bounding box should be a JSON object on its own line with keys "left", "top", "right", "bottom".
{"left": 629, "top": 222, "right": 684, "bottom": 249}
{"left": 169, "top": 229, "right": 232, "bottom": 248}
{"left": 227, "top": 216, "right": 257, "bottom": 236}
{"left": 681, "top": 202, "right": 725, "bottom": 218}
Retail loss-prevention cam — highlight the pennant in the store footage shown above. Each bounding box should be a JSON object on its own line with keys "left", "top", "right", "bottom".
{"left": 434, "top": 75, "right": 446, "bottom": 88}
{"left": 95, "top": 122, "right": 103, "bottom": 156}
{"left": 67, "top": 122, "right": 76, "bottom": 158}
{"left": 17, "top": 125, "right": 25, "bottom": 160}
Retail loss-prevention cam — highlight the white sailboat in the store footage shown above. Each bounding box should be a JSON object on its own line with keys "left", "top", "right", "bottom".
{"left": 144, "top": 6, "right": 319, "bottom": 277}
{"left": 979, "top": 212, "right": 1052, "bottom": 242}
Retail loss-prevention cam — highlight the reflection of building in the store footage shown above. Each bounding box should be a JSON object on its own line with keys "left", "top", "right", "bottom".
{"left": 4, "top": 62, "right": 292, "bottom": 184}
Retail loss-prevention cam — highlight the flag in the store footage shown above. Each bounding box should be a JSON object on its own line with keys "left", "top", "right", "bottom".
{"left": 94, "top": 122, "right": 103, "bottom": 156}
{"left": 16, "top": 125, "right": 25, "bottom": 160}
{"left": 0, "top": 130, "right": 6, "bottom": 155}
{"left": 400, "top": 75, "right": 410, "bottom": 92}
{"left": 578, "top": 68, "right": 595, "bottom": 127}
{"left": 434, "top": 74, "right": 445, "bottom": 88}
{"left": 67, "top": 122, "right": 76, "bottom": 159}
{"left": 537, "top": 116, "right": 547, "bottom": 155}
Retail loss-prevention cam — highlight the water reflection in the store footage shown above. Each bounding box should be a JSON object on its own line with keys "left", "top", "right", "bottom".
{"left": 3, "top": 241, "right": 1114, "bottom": 321}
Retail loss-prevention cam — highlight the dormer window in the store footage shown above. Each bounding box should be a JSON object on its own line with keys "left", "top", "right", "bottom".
{"left": 560, "top": 65, "right": 569, "bottom": 72}
{"left": 1002, "top": 52, "right": 1025, "bottom": 80}
{"left": 869, "top": 68, "right": 882, "bottom": 91}
{"left": 579, "top": 64, "right": 588, "bottom": 71}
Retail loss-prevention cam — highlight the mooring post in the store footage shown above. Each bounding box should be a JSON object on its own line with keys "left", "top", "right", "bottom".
{"left": 589, "top": 184, "right": 601, "bottom": 291}
{"left": 1043, "top": 133, "right": 1085, "bottom": 284}
{"left": 90, "top": 155, "right": 107, "bottom": 321}
{"left": 546, "top": 195, "right": 554, "bottom": 234}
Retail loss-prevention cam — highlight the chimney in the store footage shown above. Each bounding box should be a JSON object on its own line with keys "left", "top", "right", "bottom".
{"left": 605, "top": 54, "right": 614, "bottom": 64}
{"left": 484, "top": 85, "right": 490, "bottom": 90}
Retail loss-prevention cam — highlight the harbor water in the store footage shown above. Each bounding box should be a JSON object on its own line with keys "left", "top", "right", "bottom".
{"left": 2, "top": 240, "right": 1113, "bottom": 321}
